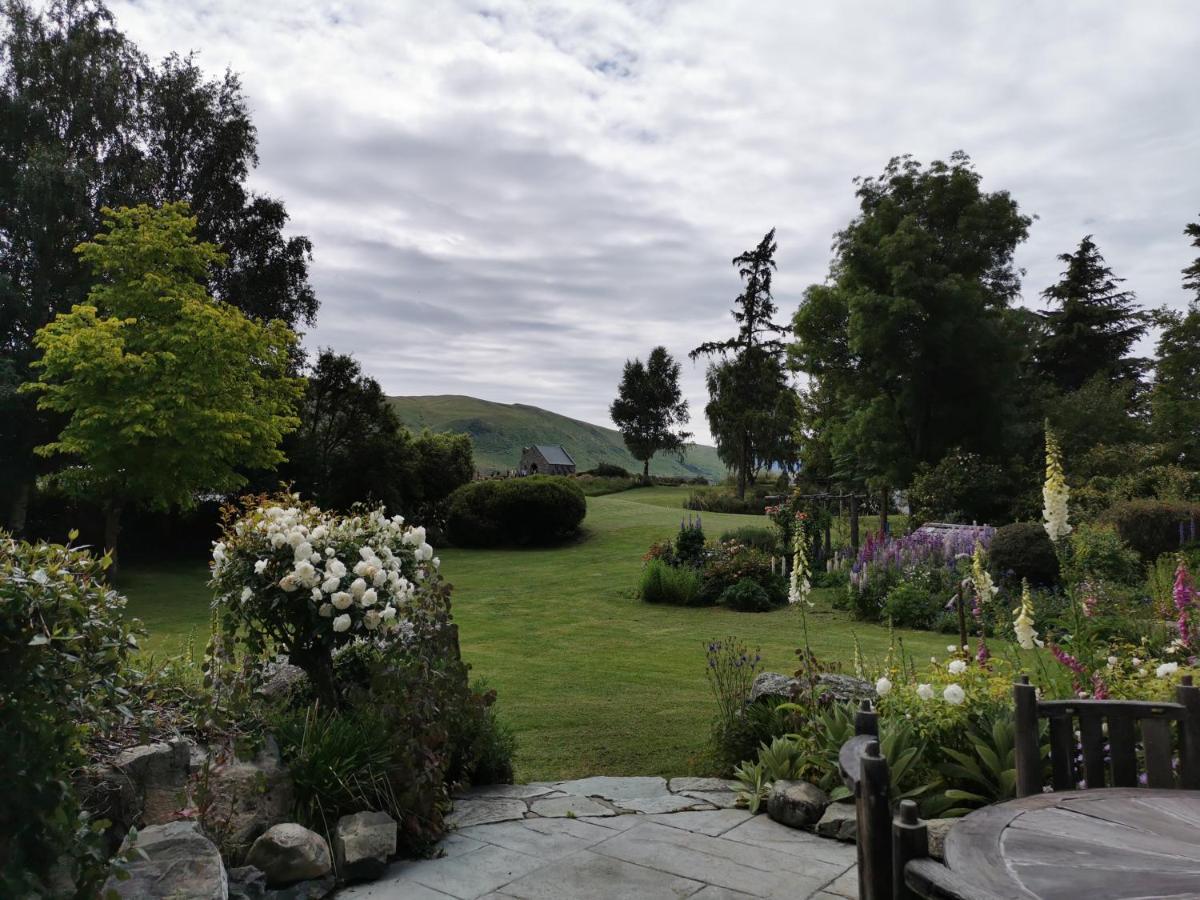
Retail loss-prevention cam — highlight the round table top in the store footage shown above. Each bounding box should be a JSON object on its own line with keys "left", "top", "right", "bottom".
{"left": 943, "top": 789, "right": 1200, "bottom": 900}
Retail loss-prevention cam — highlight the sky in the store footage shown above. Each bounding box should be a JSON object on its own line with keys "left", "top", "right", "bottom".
{"left": 111, "top": 0, "right": 1200, "bottom": 445}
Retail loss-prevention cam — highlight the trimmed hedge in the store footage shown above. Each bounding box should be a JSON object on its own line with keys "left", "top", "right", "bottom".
{"left": 1100, "top": 499, "right": 1200, "bottom": 562}
{"left": 988, "top": 522, "right": 1059, "bottom": 586}
{"left": 446, "top": 476, "right": 586, "bottom": 547}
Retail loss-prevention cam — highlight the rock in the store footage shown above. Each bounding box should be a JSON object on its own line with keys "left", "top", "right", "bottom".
{"left": 926, "top": 817, "right": 956, "bottom": 861}
{"left": 749, "top": 672, "right": 800, "bottom": 703}
{"left": 667, "top": 777, "right": 738, "bottom": 794}
{"left": 92, "top": 738, "right": 195, "bottom": 829}
{"left": 228, "top": 865, "right": 268, "bottom": 900}
{"left": 264, "top": 874, "right": 335, "bottom": 899}
{"left": 246, "top": 824, "right": 332, "bottom": 887}
{"left": 815, "top": 801, "right": 858, "bottom": 841}
{"left": 101, "top": 821, "right": 228, "bottom": 899}
{"left": 766, "top": 780, "right": 830, "bottom": 829}
{"left": 258, "top": 662, "right": 308, "bottom": 700}
{"left": 333, "top": 810, "right": 397, "bottom": 881}
{"left": 203, "top": 737, "right": 295, "bottom": 859}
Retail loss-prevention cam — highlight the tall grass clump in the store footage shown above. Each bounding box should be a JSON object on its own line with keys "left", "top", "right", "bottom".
{"left": 639, "top": 558, "right": 704, "bottom": 605}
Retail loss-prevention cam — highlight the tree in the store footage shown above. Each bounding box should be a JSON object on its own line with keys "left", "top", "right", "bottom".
{"left": 789, "top": 153, "right": 1033, "bottom": 495}
{"left": 0, "top": 1, "right": 316, "bottom": 532}
{"left": 1037, "top": 235, "right": 1147, "bottom": 393}
{"left": 1152, "top": 304, "right": 1200, "bottom": 466}
{"left": 1182, "top": 214, "right": 1200, "bottom": 297}
{"left": 24, "top": 203, "right": 302, "bottom": 563}
{"left": 610, "top": 346, "right": 691, "bottom": 479}
{"left": 691, "top": 229, "right": 796, "bottom": 497}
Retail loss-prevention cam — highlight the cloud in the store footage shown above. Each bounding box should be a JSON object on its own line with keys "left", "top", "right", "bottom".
{"left": 111, "top": 0, "right": 1200, "bottom": 443}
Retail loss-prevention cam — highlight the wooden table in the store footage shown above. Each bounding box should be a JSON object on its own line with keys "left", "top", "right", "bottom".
{"left": 943, "top": 789, "right": 1200, "bottom": 900}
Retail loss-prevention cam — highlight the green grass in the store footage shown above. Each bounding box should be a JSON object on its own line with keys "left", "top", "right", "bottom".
{"left": 119, "top": 487, "right": 945, "bottom": 781}
{"left": 389, "top": 394, "right": 727, "bottom": 481}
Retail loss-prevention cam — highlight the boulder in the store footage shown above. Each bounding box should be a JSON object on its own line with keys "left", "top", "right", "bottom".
{"left": 815, "top": 801, "right": 858, "bottom": 841}
{"left": 766, "top": 780, "right": 830, "bottom": 829}
{"left": 203, "top": 737, "right": 295, "bottom": 859}
{"left": 245, "top": 824, "right": 332, "bottom": 887}
{"left": 85, "top": 738, "right": 196, "bottom": 831}
{"left": 334, "top": 810, "right": 397, "bottom": 881}
{"left": 228, "top": 866, "right": 267, "bottom": 900}
{"left": 749, "top": 672, "right": 799, "bottom": 703}
{"left": 750, "top": 672, "right": 877, "bottom": 706}
{"left": 258, "top": 663, "right": 309, "bottom": 701}
{"left": 926, "top": 817, "right": 956, "bottom": 861}
{"left": 101, "top": 821, "right": 227, "bottom": 899}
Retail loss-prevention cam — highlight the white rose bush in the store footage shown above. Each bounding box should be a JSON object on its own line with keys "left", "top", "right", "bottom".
{"left": 209, "top": 493, "right": 443, "bottom": 707}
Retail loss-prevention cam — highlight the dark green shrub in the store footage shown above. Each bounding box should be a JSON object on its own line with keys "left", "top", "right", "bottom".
{"left": 699, "top": 543, "right": 786, "bottom": 606}
{"left": 684, "top": 489, "right": 768, "bottom": 514}
{"left": 590, "top": 462, "right": 631, "bottom": 478}
{"left": 720, "top": 578, "right": 776, "bottom": 612}
{"left": 639, "top": 558, "right": 706, "bottom": 606}
{"left": 988, "top": 522, "right": 1059, "bottom": 586}
{"left": 1100, "top": 499, "right": 1200, "bottom": 562}
{"left": 446, "top": 476, "right": 586, "bottom": 547}
{"left": 1, "top": 536, "right": 140, "bottom": 896}
{"left": 907, "top": 450, "right": 1018, "bottom": 526}
{"left": 446, "top": 679, "right": 516, "bottom": 787}
{"left": 674, "top": 515, "right": 706, "bottom": 567}
{"left": 883, "top": 579, "right": 947, "bottom": 630}
{"left": 575, "top": 475, "right": 639, "bottom": 496}
{"left": 719, "top": 526, "right": 780, "bottom": 555}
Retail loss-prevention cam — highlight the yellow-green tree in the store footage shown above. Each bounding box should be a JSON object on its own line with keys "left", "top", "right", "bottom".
{"left": 24, "top": 203, "right": 303, "bottom": 562}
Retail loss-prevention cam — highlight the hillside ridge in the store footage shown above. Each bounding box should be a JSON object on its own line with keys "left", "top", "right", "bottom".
{"left": 388, "top": 394, "right": 726, "bottom": 482}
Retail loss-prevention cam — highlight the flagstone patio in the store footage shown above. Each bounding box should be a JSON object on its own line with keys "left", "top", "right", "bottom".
{"left": 340, "top": 777, "right": 858, "bottom": 900}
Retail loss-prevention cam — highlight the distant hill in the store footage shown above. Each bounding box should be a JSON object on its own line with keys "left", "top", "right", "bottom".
{"left": 388, "top": 395, "right": 727, "bottom": 482}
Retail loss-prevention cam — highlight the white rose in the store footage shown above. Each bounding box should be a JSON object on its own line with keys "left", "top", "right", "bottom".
{"left": 364, "top": 609, "right": 382, "bottom": 630}
{"left": 361, "top": 588, "right": 378, "bottom": 607}
{"left": 946, "top": 645, "right": 957, "bottom": 653}
{"left": 1107, "top": 656, "right": 1118, "bottom": 669}
{"left": 240, "top": 586, "right": 252, "bottom": 602}
{"left": 318, "top": 603, "right": 333, "bottom": 617}
{"left": 294, "top": 560, "right": 317, "bottom": 586}
{"left": 332, "top": 591, "right": 353, "bottom": 610}
{"left": 372, "top": 569, "right": 387, "bottom": 587}
{"left": 943, "top": 684, "right": 966, "bottom": 705}
{"left": 254, "top": 559, "right": 268, "bottom": 574}
{"left": 1132, "top": 657, "right": 1143, "bottom": 667}
{"left": 432, "top": 557, "right": 440, "bottom": 569}
{"left": 916, "top": 683, "right": 935, "bottom": 701}
{"left": 350, "top": 577, "right": 367, "bottom": 598}
{"left": 948, "top": 659, "right": 967, "bottom": 675}
{"left": 1156, "top": 662, "right": 1180, "bottom": 678}
{"left": 875, "top": 676, "right": 892, "bottom": 696}
{"left": 419, "top": 542, "right": 434, "bottom": 561}
{"left": 327, "top": 559, "right": 347, "bottom": 579}
{"left": 325, "top": 547, "right": 336, "bottom": 558}
{"left": 321, "top": 576, "right": 340, "bottom": 594}
{"left": 359, "top": 546, "right": 376, "bottom": 562}
{"left": 293, "top": 541, "right": 313, "bottom": 562}
{"left": 279, "top": 575, "right": 299, "bottom": 592}
{"left": 332, "top": 614, "right": 352, "bottom": 633}
{"left": 353, "top": 560, "right": 371, "bottom": 577}
{"left": 270, "top": 532, "right": 286, "bottom": 549}
{"left": 381, "top": 605, "right": 397, "bottom": 621}
{"left": 311, "top": 587, "right": 323, "bottom": 601}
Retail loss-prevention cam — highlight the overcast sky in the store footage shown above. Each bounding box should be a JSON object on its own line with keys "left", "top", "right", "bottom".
{"left": 112, "top": 0, "right": 1200, "bottom": 444}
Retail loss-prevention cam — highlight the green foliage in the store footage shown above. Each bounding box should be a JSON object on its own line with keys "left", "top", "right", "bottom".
{"left": 447, "top": 680, "right": 517, "bottom": 787}
{"left": 1153, "top": 301, "right": 1200, "bottom": 467}
{"left": 937, "top": 709, "right": 1019, "bottom": 816}
{"left": 699, "top": 541, "right": 786, "bottom": 606}
{"left": 988, "top": 522, "right": 1060, "bottom": 586}
{"left": 590, "top": 462, "right": 632, "bottom": 478}
{"left": 0, "top": 534, "right": 141, "bottom": 896}
{"left": 1064, "top": 523, "right": 1142, "bottom": 587}
{"left": 1101, "top": 499, "right": 1200, "bottom": 562}
{"left": 719, "top": 526, "right": 780, "bottom": 555}
{"left": 446, "top": 476, "right": 587, "bottom": 547}
{"left": 704, "top": 637, "right": 765, "bottom": 772}
{"left": 610, "top": 346, "right": 691, "bottom": 478}
{"left": 685, "top": 487, "right": 769, "bottom": 514}
{"left": 720, "top": 578, "right": 775, "bottom": 613}
{"left": 674, "top": 515, "right": 707, "bottom": 567}
{"left": 575, "top": 475, "right": 641, "bottom": 496}
{"left": 789, "top": 152, "right": 1033, "bottom": 490}
{"left": 639, "top": 558, "right": 705, "bottom": 606}
{"left": 883, "top": 578, "right": 948, "bottom": 631}
{"left": 907, "top": 450, "right": 1016, "bottom": 526}
{"left": 25, "top": 204, "right": 303, "bottom": 553}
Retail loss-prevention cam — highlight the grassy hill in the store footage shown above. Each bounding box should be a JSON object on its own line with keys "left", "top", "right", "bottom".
{"left": 388, "top": 394, "right": 727, "bottom": 482}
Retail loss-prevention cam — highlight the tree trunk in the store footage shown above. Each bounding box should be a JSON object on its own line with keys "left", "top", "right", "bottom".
{"left": 849, "top": 494, "right": 860, "bottom": 550}
{"left": 292, "top": 644, "right": 338, "bottom": 710}
{"left": 736, "top": 434, "right": 749, "bottom": 499}
{"left": 104, "top": 501, "right": 123, "bottom": 574}
{"left": 643, "top": 458, "right": 650, "bottom": 483}
{"left": 879, "top": 487, "right": 889, "bottom": 535}
{"left": 7, "top": 481, "right": 31, "bottom": 536}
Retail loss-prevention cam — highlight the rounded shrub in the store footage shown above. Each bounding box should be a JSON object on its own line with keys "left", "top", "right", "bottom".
{"left": 883, "top": 580, "right": 946, "bottom": 630}
{"left": 1066, "top": 522, "right": 1142, "bottom": 586}
{"left": 988, "top": 522, "right": 1059, "bottom": 586}
{"left": 720, "top": 577, "right": 776, "bottom": 612}
{"left": 1099, "top": 499, "right": 1200, "bottom": 562}
{"left": 446, "top": 476, "right": 587, "bottom": 547}
{"left": 590, "top": 461, "right": 631, "bottom": 478}
{"left": 639, "top": 558, "right": 706, "bottom": 606}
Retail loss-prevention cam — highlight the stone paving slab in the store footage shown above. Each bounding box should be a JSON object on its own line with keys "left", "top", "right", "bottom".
{"left": 341, "top": 776, "right": 856, "bottom": 899}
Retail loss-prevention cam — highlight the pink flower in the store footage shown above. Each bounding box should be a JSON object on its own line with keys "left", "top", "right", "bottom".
{"left": 1174, "top": 561, "right": 1195, "bottom": 647}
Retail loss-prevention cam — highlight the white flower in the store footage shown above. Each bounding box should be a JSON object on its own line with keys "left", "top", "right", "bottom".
{"left": 364, "top": 609, "right": 382, "bottom": 630}
{"left": 1139, "top": 668, "right": 1148, "bottom": 676}
{"left": 254, "top": 559, "right": 268, "bottom": 574}
{"left": 240, "top": 586, "right": 252, "bottom": 602}
{"left": 946, "top": 645, "right": 957, "bottom": 653}
{"left": 332, "top": 614, "right": 352, "bottom": 633}
{"left": 381, "top": 605, "right": 397, "bottom": 621}
{"left": 948, "top": 659, "right": 967, "bottom": 675}
{"left": 943, "top": 684, "right": 966, "bottom": 705}
{"left": 326, "top": 559, "right": 347, "bottom": 579}
{"left": 293, "top": 541, "right": 313, "bottom": 562}
{"left": 31, "top": 569, "right": 49, "bottom": 585}
{"left": 360, "top": 588, "right": 378, "bottom": 607}
{"left": 279, "top": 574, "right": 299, "bottom": 592}
{"left": 875, "top": 676, "right": 892, "bottom": 696}
{"left": 294, "top": 560, "right": 317, "bottom": 586}
{"left": 318, "top": 603, "right": 333, "bottom": 617}
{"left": 372, "top": 568, "right": 387, "bottom": 587}
{"left": 320, "top": 575, "right": 340, "bottom": 594}
{"left": 419, "top": 542, "right": 434, "bottom": 561}
{"left": 432, "top": 557, "right": 440, "bottom": 569}
{"left": 1156, "top": 662, "right": 1180, "bottom": 679}
{"left": 359, "top": 546, "right": 376, "bottom": 562}
{"left": 270, "top": 532, "right": 287, "bottom": 549}
{"left": 916, "top": 683, "right": 935, "bottom": 701}
{"left": 332, "top": 591, "right": 353, "bottom": 610}
{"left": 353, "top": 560, "right": 371, "bottom": 577}
{"left": 311, "top": 525, "right": 327, "bottom": 541}
{"left": 350, "top": 577, "right": 367, "bottom": 598}
{"left": 310, "top": 587, "right": 322, "bottom": 602}
{"left": 1107, "top": 656, "right": 1118, "bottom": 669}
{"left": 325, "top": 547, "right": 336, "bottom": 558}
{"left": 1132, "top": 657, "right": 1143, "bottom": 667}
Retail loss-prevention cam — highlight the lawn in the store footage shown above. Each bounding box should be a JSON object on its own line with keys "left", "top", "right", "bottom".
{"left": 119, "top": 486, "right": 945, "bottom": 781}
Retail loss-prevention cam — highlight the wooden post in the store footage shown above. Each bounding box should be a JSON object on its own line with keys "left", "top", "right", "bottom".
{"left": 1178, "top": 674, "right": 1200, "bottom": 790}
{"left": 880, "top": 487, "right": 889, "bottom": 534}
{"left": 1014, "top": 675, "right": 1041, "bottom": 797}
{"left": 859, "top": 740, "right": 893, "bottom": 900}
{"left": 892, "top": 799, "right": 928, "bottom": 900}
{"left": 849, "top": 494, "right": 860, "bottom": 550}
{"left": 956, "top": 590, "right": 968, "bottom": 658}
{"left": 855, "top": 699, "right": 879, "bottom": 737}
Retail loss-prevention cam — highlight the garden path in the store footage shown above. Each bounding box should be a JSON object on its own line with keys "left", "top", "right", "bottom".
{"left": 340, "top": 776, "right": 857, "bottom": 899}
